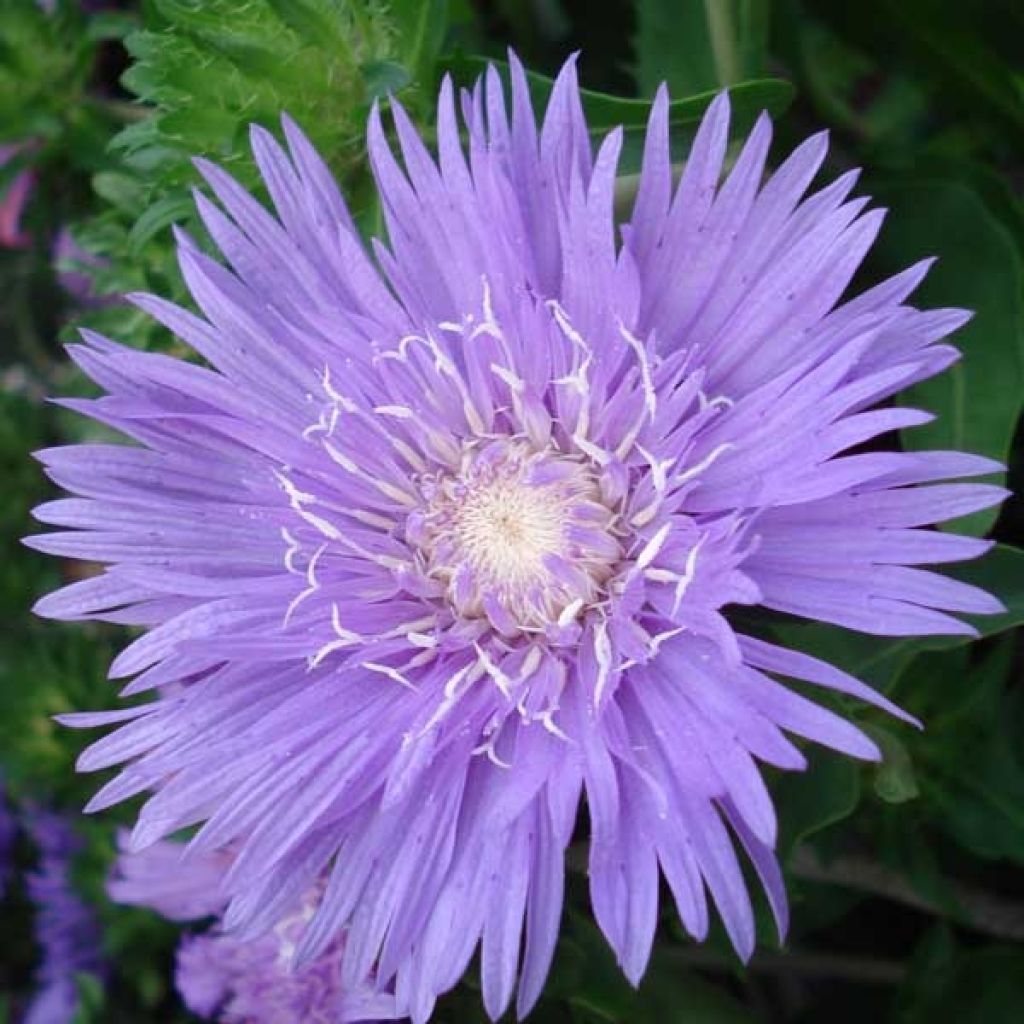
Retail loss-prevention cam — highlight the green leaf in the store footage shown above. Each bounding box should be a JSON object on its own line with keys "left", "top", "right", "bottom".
{"left": 443, "top": 53, "right": 794, "bottom": 176}
{"left": 361, "top": 58, "right": 412, "bottom": 100}
{"left": 868, "top": 179, "right": 1024, "bottom": 536}
{"left": 388, "top": 0, "right": 449, "bottom": 92}
{"left": 873, "top": 0, "right": 1024, "bottom": 139}
{"left": 128, "top": 193, "right": 195, "bottom": 253}
{"left": 446, "top": 52, "right": 793, "bottom": 132}
{"left": 264, "top": 0, "right": 354, "bottom": 52}
{"left": 910, "top": 642, "right": 1024, "bottom": 864}
{"left": 634, "top": 0, "right": 769, "bottom": 96}
{"left": 91, "top": 171, "right": 145, "bottom": 213}
{"left": 775, "top": 749, "right": 862, "bottom": 860}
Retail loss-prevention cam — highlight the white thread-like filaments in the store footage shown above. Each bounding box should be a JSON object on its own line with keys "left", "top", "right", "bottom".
{"left": 411, "top": 440, "right": 622, "bottom": 634}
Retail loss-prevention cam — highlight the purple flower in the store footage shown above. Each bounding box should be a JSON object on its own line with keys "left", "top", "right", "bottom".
{"left": 110, "top": 838, "right": 402, "bottom": 1022}
{"left": 31, "top": 54, "right": 1005, "bottom": 1021}
{"left": 22, "top": 810, "right": 105, "bottom": 1024}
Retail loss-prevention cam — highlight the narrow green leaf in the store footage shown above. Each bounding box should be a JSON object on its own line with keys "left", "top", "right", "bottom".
{"left": 448, "top": 53, "right": 792, "bottom": 133}
{"left": 128, "top": 193, "right": 195, "bottom": 253}
{"left": 91, "top": 171, "right": 145, "bottom": 213}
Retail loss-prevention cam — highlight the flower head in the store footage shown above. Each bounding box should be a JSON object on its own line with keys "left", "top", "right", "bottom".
{"left": 31, "top": 54, "right": 1005, "bottom": 1022}
{"left": 110, "top": 838, "right": 400, "bottom": 1022}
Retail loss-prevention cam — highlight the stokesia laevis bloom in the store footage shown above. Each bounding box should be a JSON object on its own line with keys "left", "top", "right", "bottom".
{"left": 29, "top": 53, "right": 1006, "bottom": 1022}
{"left": 109, "top": 836, "right": 402, "bottom": 1022}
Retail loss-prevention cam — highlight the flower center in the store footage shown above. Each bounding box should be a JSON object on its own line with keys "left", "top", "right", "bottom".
{"left": 409, "top": 441, "right": 621, "bottom": 633}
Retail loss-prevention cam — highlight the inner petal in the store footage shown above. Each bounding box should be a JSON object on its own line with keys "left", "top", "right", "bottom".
{"left": 410, "top": 440, "right": 622, "bottom": 632}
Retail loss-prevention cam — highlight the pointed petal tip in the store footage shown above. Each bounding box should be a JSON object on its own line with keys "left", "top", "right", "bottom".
{"left": 856, "top": 734, "right": 883, "bottom": 763}
{"left": 30, "top": 589, "right": 61, "bottom": 618}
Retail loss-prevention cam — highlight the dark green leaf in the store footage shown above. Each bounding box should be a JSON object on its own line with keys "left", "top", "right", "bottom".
{"left": 893, "top": 641, "right": 1024, "bottom": 863}
{"left": 634, "top": 0, "right": 768, "bottom": 96}
{"left": 775, "top": 749, "right": 862, "bottom": 860}
{"left": 388, "top": 0, "right": 449, "bottom": 91}
{"left": 444, "top": 52, "right": 794, "bottom": 138}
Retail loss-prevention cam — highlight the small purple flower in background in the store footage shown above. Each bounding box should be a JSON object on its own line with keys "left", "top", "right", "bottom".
{"left": 21, "top": 810, "right": 105, "bottom": 1024}
{"left": 30, "top": 53, "right": 1006, "bottom": 1021}
{"left": 0, "top": 142, "right": 36, "bottom": 249}
{"left": 22, "top": 811, "right": 105, "bottom": 1024}
{"left": 0, "top": 781, "right": 106, "bottom": 1022}
{"left": 110, "top": 837, "right": 402, "bottom": 1022}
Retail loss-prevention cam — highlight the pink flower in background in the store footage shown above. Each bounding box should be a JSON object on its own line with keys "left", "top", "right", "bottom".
{"left": 0, "top": 142, "right": 36, "bottom": 249}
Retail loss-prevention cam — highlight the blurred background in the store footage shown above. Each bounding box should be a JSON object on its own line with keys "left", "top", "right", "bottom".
{"left": 1, "top": 1, "right": 1023, "bottom": 1021}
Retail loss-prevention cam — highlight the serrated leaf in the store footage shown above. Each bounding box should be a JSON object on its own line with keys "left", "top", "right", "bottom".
{"left": 265, "top": 0, "right": 353, "bottom": 52}
{"left": 361, "top": 58, "right": 412, "bottom": 100}
{"left": 869, "top": 179, "right": 1024, "bottom": 537}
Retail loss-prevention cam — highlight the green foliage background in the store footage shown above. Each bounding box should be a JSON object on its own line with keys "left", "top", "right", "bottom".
{"left": 1, "top": 0, "right": 1023, "bottom": 1021}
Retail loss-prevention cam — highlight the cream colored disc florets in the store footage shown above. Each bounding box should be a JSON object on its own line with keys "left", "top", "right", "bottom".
{"left": 408, "top": 441, "right": 622, "bottom": 633}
